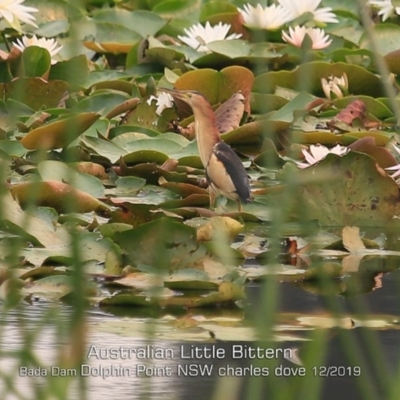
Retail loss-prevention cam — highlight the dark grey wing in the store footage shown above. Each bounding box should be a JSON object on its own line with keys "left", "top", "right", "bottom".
{"left": 212, "top": 141, "right": 252, "bottom": 203}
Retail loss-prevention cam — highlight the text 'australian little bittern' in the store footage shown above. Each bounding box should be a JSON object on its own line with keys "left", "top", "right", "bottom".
{"left": 161, "top": 89, "right": 252, "bottom": 211}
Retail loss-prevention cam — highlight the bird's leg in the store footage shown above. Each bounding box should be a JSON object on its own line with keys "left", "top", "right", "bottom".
{"left": 209, "top": 187, "right": 216, "bottom": 209}
{"left": 237, "top": 201, "right": 242, "bottom": 212}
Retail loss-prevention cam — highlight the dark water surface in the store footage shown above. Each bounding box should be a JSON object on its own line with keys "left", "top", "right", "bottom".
{"left": 2, "top": 267, "right": 400, "bottom": 400}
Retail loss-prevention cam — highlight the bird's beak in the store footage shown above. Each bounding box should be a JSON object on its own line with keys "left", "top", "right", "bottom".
{"left": 158, "top": 87, "right": 184, "bottom": 100}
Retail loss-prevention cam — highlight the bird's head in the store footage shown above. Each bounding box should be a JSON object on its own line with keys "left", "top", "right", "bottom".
{"left": 158, "top": 88, "right": 208, "bottom": 109}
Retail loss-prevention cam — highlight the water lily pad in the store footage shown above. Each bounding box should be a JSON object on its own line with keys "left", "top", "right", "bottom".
{"left": 71, "top": 91, "right": 136, "bottom": 117}
{"left": 165, "top": 268, "right": 218, "bottom": 290}
{"left": 80, "top": 135, "right": 127, "bottom": 163}
{"left": 37, "top": 160, "right": 105, "bottom": 198}
{"left": 113, "top": 217, "right": 207, "bottom": 271}
{"left": 93, "top": 9, "right": 166, "bottom": 38}
{"left": 49, "top": 55, "right": 89, "bottom": 88}
{"left": 0, "top": 78, "right": 69, "bottom": 111}
{"left": 251, "top": 93, "right": 289, "bottom": 114}
{"left": 99, "top": 281, "right": 244, "bottom": 308}
{"left": 280, "top": 152, "right": 400, "bottom": 226}
{"left": 22, "top": 275, "right": 73, "bottom": 300}
{"left": 0, "top": 192, "right": 69, "bottom": 248}
{"left": 360, "top": 23, "right": 400, "bottom": 57}
{"left": 174, "top": 66, "right": 254, "bottom": 112}
{"left": 332, "top": 96, "right": 393, "bottom": 120}
{"left": 21, "top": 112, "right": 100, "bottom": 150}
{"left": 253, "top": 62, "right": 385, "bottom": 98}
{"left": 222, "top": 120, "right": 291, "bottom": 145}
{"left": 21, "top": 233, "right": 113, "bottom": 266}
{"left": 10, "top": 181, "right": 109, "bottom": 213}
{"left": 18, "top": 46, "right": 51, "bottom": 79}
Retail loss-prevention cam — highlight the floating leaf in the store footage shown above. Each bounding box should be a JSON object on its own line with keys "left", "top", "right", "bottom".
{"left": 10, "top": 181, "right": 109, "bottom": 213}
{"left": 71, "top": 91, "right": 136, "bottom": 117}
{"left": 174, "top": 66, "right": 254, "bottom": 113}
{"left": 113, "top": 218, "right": 207, "bottom": 271}
{"left": 348, "top": 137, "right": 397, "bottom": 169}
{"left": 93, "top": 9, "right": 166, "bottom": 38}
{"left": 21, "top": 112, "right": 100, "bottom": 150}
{"left": 19, "top": 46, "right": 51, "bottom": 78}
{"left": 254, "top": 62, "right": 385, "bottom": 98}
{"left": 196, "top": 217, "right": 244, "bottom": 242}
{"left": 100, "top": 281, "right": 244, "bottom": 308}
{"left": 0, "top": 192, "right": 69, "bottom": 248}
{"left": 280, "top": 152, "right": 400, "bottom": 227}
{"left": 49, "top": 55, "right": 89, "bottom": 88}
{"left": 0, "top": 78, "right": 69, "bottom": 111}
{"left": 37, "top": 160, "right": 105, "bottom": 198}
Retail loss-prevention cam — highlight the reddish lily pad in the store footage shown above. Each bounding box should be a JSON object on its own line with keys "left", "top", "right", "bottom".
{"left": 10, "top": 181, "right": 109, "bottom": 213}
{"left": 174, "top": 66, "right": 254, "bottom": 113}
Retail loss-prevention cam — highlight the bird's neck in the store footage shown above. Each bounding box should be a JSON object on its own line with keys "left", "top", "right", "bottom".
{"left": 192, "top": 104, "right": 220, "bottom": 167}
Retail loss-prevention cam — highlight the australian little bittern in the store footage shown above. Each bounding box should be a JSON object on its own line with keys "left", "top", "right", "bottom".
{"left": 161, "top": 89, "right": 252, "bottom": 211}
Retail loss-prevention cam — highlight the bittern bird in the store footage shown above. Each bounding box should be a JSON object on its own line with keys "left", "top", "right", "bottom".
{"left": 160, "top": 89, "right": 252, "bottom": 211}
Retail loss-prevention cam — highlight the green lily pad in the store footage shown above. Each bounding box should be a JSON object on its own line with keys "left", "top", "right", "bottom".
{"left": 279, "top": 152, "right": 400, "bottom": 227}
{"left": 0, "top": 192, "right": 69, "bottom": 248}
{"left": 251, "top": 93, "right": 289, "bottom": 114}
{"left": 49, "top": 55, "right": 89, "bottom": 88}
{"left": 19, "top": 46, "right": 51, "bottom": 78}
{"left": 21, "top": 112, "right": 100, "bottom": 150}
{"left": 38, "top": 160, "right": 105, "bottom": 198}
{"left": 80, "top": 135, "right": 127, "bottom": 164}
{"left": 222, "top": 120, "right": 291, "bottom": 145}
{"left": 71, "top": 90, "right": 132, "bottom": 117}
{"left": 93, "top": 9, "right": 166, "bottom": 38}
{"left": 360, "top": 23, "right": 400, "bottom": 57}
{"left": 122, "top": 150, "right": 169, "bottom": 165}
{"left": 253, "top": 61, "right": 385, "bottom": 98}
{"left": 0, "top": 78, "right": 70, "bottom": 111}
{"left": 114, "top": 217, "right": 207, "bottom": 271}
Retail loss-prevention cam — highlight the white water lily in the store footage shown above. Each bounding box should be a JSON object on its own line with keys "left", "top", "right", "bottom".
{"left": 147, "top": 92, "right": 174, "bottom": 116}
{"left": 296, "top": 144, "right": 349, "bottom": 168}
{"left": 238, "top": 3, "right": 291, "bottom": 30}
{"left": 385, "top": 146, "right": 400, "bottom": 179}
{"left": 321, "top": 73, "right": 348, "bottom": 99}
{"left": 282, "top": 26, "right": 332, "bottom": 50}
{"left": 0, "top": 0, "right": 37, "bottom": 31}
{"left": 178, "top": 21, "right": 242, "bottom": 53}
{"left": 369, "top": 0, "right": 400, "bottom": 21}
{"left": 13, "top": 35, "right": 63, "bottom": 64}
{"left": 278, "top": 0, "right": 338, "bottom": 24}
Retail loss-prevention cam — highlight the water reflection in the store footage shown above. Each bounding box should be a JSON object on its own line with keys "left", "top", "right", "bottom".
{"left": 1, "top": 267, "right": 400, "bottom": 400}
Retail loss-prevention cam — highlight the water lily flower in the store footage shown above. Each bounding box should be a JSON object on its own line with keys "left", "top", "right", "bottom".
{"left": 368, "top": 0, "right": 400, "bottom": 21}
{"left": 385, "top": 146, "right": 400, "bottom": 179}
{"left": 321, "top": 73, "right": 348, "bottom": 99}
{"left": 295, "top": 144, "right": 349, "bottom": 168}
{"left": 13, "top": 35, "right": 63, "bottom": 64}
{"left": 147, "top": 92, "right": 174, "bottom": 116}
{"left": 238, "top": 3, "right": 291, "bottom": 30}
{"left": 178, "top": 21, "right": 242, "bottom": 53}
{"left": 0, "top": 0, "right": 38, "bottom": 31}
{"left": 278, "top": 0, "right": 338, "bottom": 24}
{"left": 282, "top": 26, "right": 332, "bottom": 50}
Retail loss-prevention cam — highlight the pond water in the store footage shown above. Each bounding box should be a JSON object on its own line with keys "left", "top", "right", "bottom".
{"left": 2, "top": 263, "right": 400, "bottom": 400}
